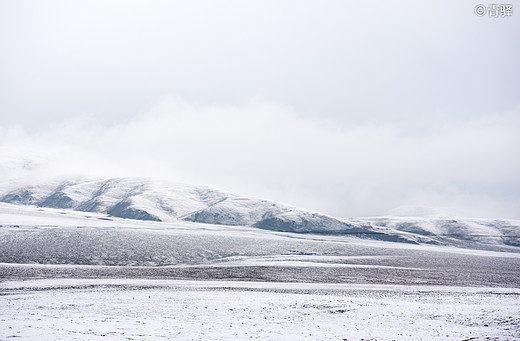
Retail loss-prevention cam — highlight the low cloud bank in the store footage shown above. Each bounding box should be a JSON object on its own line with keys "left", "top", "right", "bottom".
{"left": 1, "top": 98, "right": 519, "bottom": 219}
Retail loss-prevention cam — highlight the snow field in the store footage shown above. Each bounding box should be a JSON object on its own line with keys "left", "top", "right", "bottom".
{"left": 1, "top": 279, "right": 519, "bottom": 340}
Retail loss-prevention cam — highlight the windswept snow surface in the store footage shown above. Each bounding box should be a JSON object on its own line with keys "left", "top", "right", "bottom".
{"left": 1, "top": 202, "right": 519, "bottom": 286}
{"left": 1, "top": 202, "right": 520, "bottom": 340}
{"left": 1, "top": 196, "right": 519, "bottom": 339}
{"left": 1, "top": 279, "right": 519, "bottom": 340}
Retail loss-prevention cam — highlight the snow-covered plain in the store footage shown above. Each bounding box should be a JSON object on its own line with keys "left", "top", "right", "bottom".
{"left": 1, "top": 202, "right": 520, "bottom": 340}
{"left": 1, "top": 279, "right": 519, "bottom": 340}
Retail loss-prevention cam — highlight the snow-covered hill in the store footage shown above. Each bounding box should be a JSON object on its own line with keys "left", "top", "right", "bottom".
{"left": 0, "top": 177, "right": 224, "bottom": 222}
{"left": 351, "top": 215, "right": 520, "bottom": 248}
{"left": 0, "top": 176, "right": 519, "bottom": 248}
{"left": 0, "top": 177, "right": 398, "bottom": 239}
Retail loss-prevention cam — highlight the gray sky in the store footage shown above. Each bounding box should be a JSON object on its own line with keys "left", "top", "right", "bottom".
{"left": 1, "top": 0, "right": 519, "bottom": 218}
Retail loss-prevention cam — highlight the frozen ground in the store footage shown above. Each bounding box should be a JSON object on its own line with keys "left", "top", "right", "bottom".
{"left": 1, "top": 203, "right": 520, "bottom": 340}
{"left": 1, "top": 279, "right": 519, "bottom": 340}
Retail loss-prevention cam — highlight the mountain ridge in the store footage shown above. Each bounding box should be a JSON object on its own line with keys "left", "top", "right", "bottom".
{"left": 1, "top": 176, "right": 519, "bottom": 249}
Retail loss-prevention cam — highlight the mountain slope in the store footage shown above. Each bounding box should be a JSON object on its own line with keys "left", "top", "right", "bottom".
{"left": 0, "top": 177, "right": 225, "bottom": 222}
{"left": 356, "top": 216, "right": 520, "bottom": 248}
{"left": 0, "top": 177, "right": 414, "bottom": 243}
{"left": 1, "top": 176, "right": 519, "bottom": 248}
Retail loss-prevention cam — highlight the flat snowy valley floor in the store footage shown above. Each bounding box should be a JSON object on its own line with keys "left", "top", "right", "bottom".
{"left": 1, "top": 204, "right": 519, "bottom": 340}
{"left": 2, "top": 277, "right": 520, "bottom": 340}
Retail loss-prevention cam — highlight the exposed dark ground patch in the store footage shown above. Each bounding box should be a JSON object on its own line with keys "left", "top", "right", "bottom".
{"left": 1, "top": 261, "right": 519, "bottom": 288}
{"left": 1, "top": 227, "right": 519, "bottom": 287}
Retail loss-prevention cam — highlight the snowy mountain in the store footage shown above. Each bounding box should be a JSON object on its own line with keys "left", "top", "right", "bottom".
{"left": 0, "top": 177, "right": 392, "bottom": 237}
{"left": 352, "top": 215, "right": 520, "bottom": 248}
{"left": 0, "top": 176, "right": 519, "bottom": 248}
{"left": 0, "top": 177, "right": 223, "bottom": 222}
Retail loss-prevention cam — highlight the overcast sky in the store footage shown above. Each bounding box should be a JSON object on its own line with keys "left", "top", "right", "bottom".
{"left": 1, "top": 0, "right": 519, "bottom": 218}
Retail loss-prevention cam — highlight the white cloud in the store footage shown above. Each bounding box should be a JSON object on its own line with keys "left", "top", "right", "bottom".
{"left": 1, "top": 98, "right": 519, "bottom": 219}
